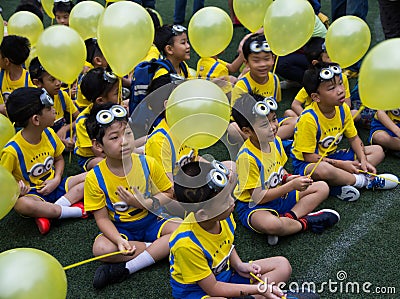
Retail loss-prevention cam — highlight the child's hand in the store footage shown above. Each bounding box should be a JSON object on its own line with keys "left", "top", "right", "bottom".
{"left": 362, "top": 161, "right": 376, "bottom": 174}
{"left": 259, "top": 284, "right": 285, "bottom": 299}
{"left": 18, "top": 180, "right": 30, "bottom": 197}
{"left": 117, "top": 238, "right": 136, "bottom": 256}
{"left": 341, "top": 160, "right": 362, "bottom": 174}
{"left": 116, "top": 186, "right": 137, "bottom": 206}
{"left": 235, "top": 262, "right": 261, "bottom": 279}
{"left": 37, "top": 177, "right": 60, "bottom": 195}
{"left": 290, "top": 176, "right": 313, "bottom": 191}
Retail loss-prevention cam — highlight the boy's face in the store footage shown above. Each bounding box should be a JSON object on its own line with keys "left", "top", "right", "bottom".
{"left": 37, "top": 106, "right": 56, "bottom": 127}
{"left": 246, "top": 52, "right": 275, "bottom": 79}
{"left": 168, "top": 33, "right": 190, "bottom": 62}
{"left": 102, "top": 83, "right": 120, "bottom": 104}
{"left": 314, "top": 75, "right": 346, "bottom": 107}
{"left": 99, "top": 121, "right": 135, "bottom": 160}
{"left": 55, "top": 12, "right": 70, "bottom": 26}
{"left": 267, "top": 112, "right": 279, "bottom": 138}
{"left": 36, "top": 73, "right": 62, "bottom": 97}
{"left": 321, "top": 52, "right": 331, "bottom": 63}
{"left": 247, "top": 115, "right": 275, "bottom": 145}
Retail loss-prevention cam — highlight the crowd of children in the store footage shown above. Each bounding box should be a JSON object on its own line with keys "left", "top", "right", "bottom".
{"left": 1, "top": 2, "right": 399, "bottom": 298}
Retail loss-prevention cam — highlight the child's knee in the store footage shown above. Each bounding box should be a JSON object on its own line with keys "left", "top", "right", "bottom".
{"left": 311, "top": 181, "right": 329, "bottom": 196}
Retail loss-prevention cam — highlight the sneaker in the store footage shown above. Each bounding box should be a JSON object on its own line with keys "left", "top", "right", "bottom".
{"left": 267, "top": 235, "right": 279, "bottom": 246}
{"left": 35, "top": 217, "right": 51, "bottom": 235}
{"left": 93, "top": 262, "right": 129, "bottom": 289}
{"left": 330, "top": 185, "right": 360, "bottom": 202}
{"left": 71, "top": 201, "right": 89, "bottom": 218}
{"left": 366, "top": 173, "right": 398, "bottom": 190}
{"left": 303, "top": 209, "right": 340, "bottom": 234}
{"left": 280, "top": 80, "right": 301, "bottom": 90}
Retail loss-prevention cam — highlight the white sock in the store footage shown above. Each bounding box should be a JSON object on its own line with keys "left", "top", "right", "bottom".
{"left": 55, "top": 196, "right": 71, "bottom": 207}
{"left": 353, "top": 174, "right": 368, "bottom": 188}
{"left": 145, "top": 242, "right": 152, "bottom": 248}
{"left": 125, "top": 250, "right": 155, "bottom": 274}
{"left": 58, "top": 206, "right": 82, "bottom": 219}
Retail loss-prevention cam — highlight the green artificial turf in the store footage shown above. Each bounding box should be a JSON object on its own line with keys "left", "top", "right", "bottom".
{"left": 1, "top": 1, "right": 399, "bottom": 298}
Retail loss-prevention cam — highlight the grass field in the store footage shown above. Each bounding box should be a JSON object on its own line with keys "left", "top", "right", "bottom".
{"left": 1, "top": 1, "right": 399, "bottom": 298}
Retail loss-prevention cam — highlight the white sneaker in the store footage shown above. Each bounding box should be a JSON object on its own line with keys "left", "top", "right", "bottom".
{"left": 333, "top": 185, "right": 360, "bottom": 202}
{"left": 267, "top": 235, "right": 279, "bottom": 246}
{"left": 366, "top": 173, "right": 398, "bottom": 190}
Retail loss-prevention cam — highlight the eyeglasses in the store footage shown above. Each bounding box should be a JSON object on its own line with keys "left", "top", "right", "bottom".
{"left": 96, "top": 105, "right": 127, "bottom": 126}
{"left": 207, "top": 160, "right": 229, "bottom": 192}
{"left": 249, "top": 40, "right": 271, "bottom": 53}
{"left": 172, "top": 25, "right": 187, "bottom": 36}
{"left": 319, "top": 65, "right": 342, "bottom": 81}
{"left": 252, "top": 97, "right": 278, "bottom": 117}
{"left": 40, "top": 88, "right": 54, "bottom": 107}
{"left": 103, "top": 71, "right": 117, "bottom": 84}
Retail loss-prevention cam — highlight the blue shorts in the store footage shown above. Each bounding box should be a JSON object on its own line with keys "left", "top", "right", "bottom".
{"left": 369, "top": 118, "right": 400, "bottom": 144}
{"left": 171, "top": 270, "right": 250, "bottom": 299}
{"left": 26, "top": 177, "right": 69, "bottom": 203}
{"left": 235, "top": 190, "right": 299, "bottom": 233}
{"left": 112, "top": 213, "right": 169, "bottom": 242}
{"left": 76, "top": 154, "right": 95, "bottom": 172}
{"left": 292, "top": 148, "right": 356, "bottom": 175}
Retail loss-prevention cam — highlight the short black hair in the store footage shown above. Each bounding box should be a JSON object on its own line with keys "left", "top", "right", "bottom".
{"left": 84, "top": 38, "right": 104, "bottom": 64}
{"left": 146, "top": 8, "right": 161, "bottom": 32}
{"left": 303, "top": 62, "right": 341, "bottom": 96}
{"left": 303, "top": 37, "right": 326, "bottom": 64}
{"left": 85, "top": 102, "right": 128, "bottom": 144}
{"left": 154, "top": 25, "right": 180, "bottom": 55}
{"left": 0, "top": 35, "right": 30, "bottom": 65}
{"left": 53, "top": 1, "right": 74, "bottom": 14}
{"left": 6, "top": 87, "right": 45, "bottom": 127}
{"left": 15, "top": 3, "right": 44, "bottom": 22}
{"left": 80, "top": 67, "right": 117, "bottom": 103}
{"left": 232, "top": 91, "right": 265, "bottom": 130}
{"left": 174, "top": 161, "right": 220, "bottom": 211}
{"left": 29, "top": 56, "right": 47, "bottom": 81}
{"left": 242, "top": 33, "right": 270, "bottom": 60}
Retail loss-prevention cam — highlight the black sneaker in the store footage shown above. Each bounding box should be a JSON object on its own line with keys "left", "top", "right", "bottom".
{"left": 93, "top": 262, "right": 129, "bottom": 289}
{"left": 303, "top": 209, "right": 340, "bottom": 234}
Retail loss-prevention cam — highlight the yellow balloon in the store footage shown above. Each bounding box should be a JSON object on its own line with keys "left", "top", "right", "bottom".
{"left": 166, "top": 79, "right": 230, "bottom": 149}
{"left": 42, "top": 0, "right": 55, "bottom": 19}
{"left": 188, "top": 7, "right": 233, "bottom": 58}
{"left": 325, "top": 16, "right": 371, "bottom": 68}
{"left": 264, "top": 0, "right": 315, "bottom": 56}
{"left": 36, "top": 25, "right": 86, "bottom": 84}
{"left": 359, "top": 38, "right": 400, "bottom": 110}
{"left": 7, "top": 11, "right": 44, "bottom": 46}
{"left": 0, "top": 114, "right": 15, "bottom": 150}
{"left": 69, "top": 1, "right": 104, "bottom": 40}
{"left": 25, "top": 46, "right": 37, "bottom": 69}
{"left": 0, "top": 248, "right": 67, "bottom": 299}
{"left": 0, "top": 165, "right": 19, "bottom": 220}
{"left": 97, "top": 1, "right": 154, "bottom": 77}
{"left": 0, "top": 14, "right": 4, "bottom": 44}
{"left": 233, "top": 0, "right": 273, "bottom": 32}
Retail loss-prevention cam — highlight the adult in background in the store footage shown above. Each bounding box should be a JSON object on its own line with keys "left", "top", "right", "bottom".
{"left": 378, "top": 0, "right": 400, "bottom": 39}
{"left": 174, "top": 0, "right": 204, "bottom": 25}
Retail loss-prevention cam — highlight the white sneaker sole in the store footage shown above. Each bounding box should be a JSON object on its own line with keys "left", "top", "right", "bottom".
{"left": 336, "top": 185, "right": 360, "bottom": 202}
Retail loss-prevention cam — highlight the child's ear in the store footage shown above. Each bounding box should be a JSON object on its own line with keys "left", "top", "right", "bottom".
{"left": 32, "top": 78, "right": 42, "bottom": 88}
{"left": 310, "top": 92, "right": 320, "bottom": 102}
{"left": 93, "top": 56, "right": 103, "bottom": 67}
{"left": 241, "top": 126, "right": 253, "bottom": 137}
{"left": 165, "top": 45, "right": 174, "bottom": 56}
{"left": 92, "top": 139, "right": 104, "bottom": 153}
{"left": 95, "top": 96, "right": 106, "bottom": 105}
{"left": 31, "top": 114, "right": 41, "bottom": 126}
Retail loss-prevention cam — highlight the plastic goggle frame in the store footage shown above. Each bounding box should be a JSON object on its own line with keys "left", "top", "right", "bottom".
{"left": 96, "top": 105, "right": 127, "bottom": 126}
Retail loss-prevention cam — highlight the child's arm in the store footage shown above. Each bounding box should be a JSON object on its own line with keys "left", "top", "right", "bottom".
{"left": 226, "top": 52, "right": 244, "bottom": 74}
{"left": 291, "top": 99, "right": 304, "bottom": 116}
{"left": 376, "top": 110, "right": 400, "bottom": 138}
{"left": 37, "top": 155, "right": 64, "bottom": 195}
{"left": 229, "top": 248, "right": 261, "bottom": 279}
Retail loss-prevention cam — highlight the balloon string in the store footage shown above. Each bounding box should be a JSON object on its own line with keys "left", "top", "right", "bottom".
{"left": 68, "top": 84, "right": 73, "bottom": 164}
{"left": 118, "top": 77, "right": 123, "bottom": 105}
{"left": 272, "top": 56, "right": 279, "bottom": 76}
{"left": 358, "top": 170, "right": 400, "bottom": 184}
{"left": 63, "top": 250, "right": 128, "bottom": 270}
{"left": 308, "top": 105, "right": 365, "bottom": 177}
{"left": 249, "top": 273, "right": 287, "bottom": 299}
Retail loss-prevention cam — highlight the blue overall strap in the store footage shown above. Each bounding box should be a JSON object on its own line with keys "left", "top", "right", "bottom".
{"left": 4, "top": 141, "right": 31, "bottom": 185}
{"left": 225, "top": 216, "right": 235, "bottom": 236}
{"left": 169, "top": 230, "right": 214, "bottom": 269}
{"left": 93, "top": 165, "right": 120, "bottom": 222}
{"left": 206, "top": 61, "right": 220, "bottom": 80}
{"left": 24, "top": 71, "right": 29, "bottom": 87}
{"left": 240, "top": 77, "right": 252, "bottom": 93}
{"left": 58, "top": 90, "right": 66, "bottom": 111}
{"left": 272, "top": 73, "right": 278, "bottom": 99}
{"left": 236, "top": 148, "right": 265, "bottom": 189}
{"left": 0, "top": 69, "right": 4, "bottom": 91}
{"left": 339, "top": 105, "right": 345, "bottom": 127}
{"left": 43, "top": 128, "right": 57, "bottom": 151}
{"left": 138, "top": 154, "right": 151, "bottom": 198}
{"left": 148, "top": 128, "right": 176, "bottom": 170}
{"left": 301, "top": 110, "right": 321, "bottom": 154}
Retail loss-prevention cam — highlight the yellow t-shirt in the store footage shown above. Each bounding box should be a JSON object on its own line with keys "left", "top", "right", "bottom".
{"left": 169, "top": 212, "right": 236, "bottom": 285}
{"left": 0, "top": 68, "right": 35, "bottom": 104}
{"left": 54, "top": 90, "right": 78, "bottom": 124}
{"left": 234, "top": 137, "right": 287, "bottom": 203}
{"left": 74, "top": 62, "right": 94, "bottom": 111}
{"left": 144, "top": 118, "right": 198, "bottom": 174}
{"left": 0, "top": 128, "right": 65, "bottom": 188}
{"left": 295, "top": 73, "right": 350, "bottom": 107}
{"left": 84, "top": 154, "right": 172, "bottom": 222}
{"left": 74, "top": 104, "right": 93, "bottom": 157}
{"left": 292, "top": 102, "right": 358, "bottom": 161}
{"left": 196, "top": 57, "right": 231, "bottom": 93}
{"left": 141, "top": 44, "right": 161, "bottom": 63}
{"left": 231, "top": 71, "right": 281, "bottom": 108}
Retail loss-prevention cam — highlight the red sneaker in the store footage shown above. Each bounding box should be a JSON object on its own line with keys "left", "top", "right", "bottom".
{"left": 71, "top": 201, "right": 88, "bottom": 219}
{"left": 35, "top": 217, "right": 51, "bottom": 235}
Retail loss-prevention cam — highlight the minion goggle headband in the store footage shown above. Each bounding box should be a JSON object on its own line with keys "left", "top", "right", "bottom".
{"left": 249, "top": 40, "right": 271, "bottom": 53}
{"left": 172, "top": 25, "right": 187, "bottom": 36}
{"left": 40, "top": 88, "right": 54, "bottom": 107}
{"left": 206, "top": 160, "right": 230, "bottom": 193}
{"left": 96, "top": 105, "right": 127, "bottom": 127}
{"left": 252, "top": 97, "right": 278, "bottom": 117}
{"left": 319, "top": 65, "right": 342, "bottom": 81}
